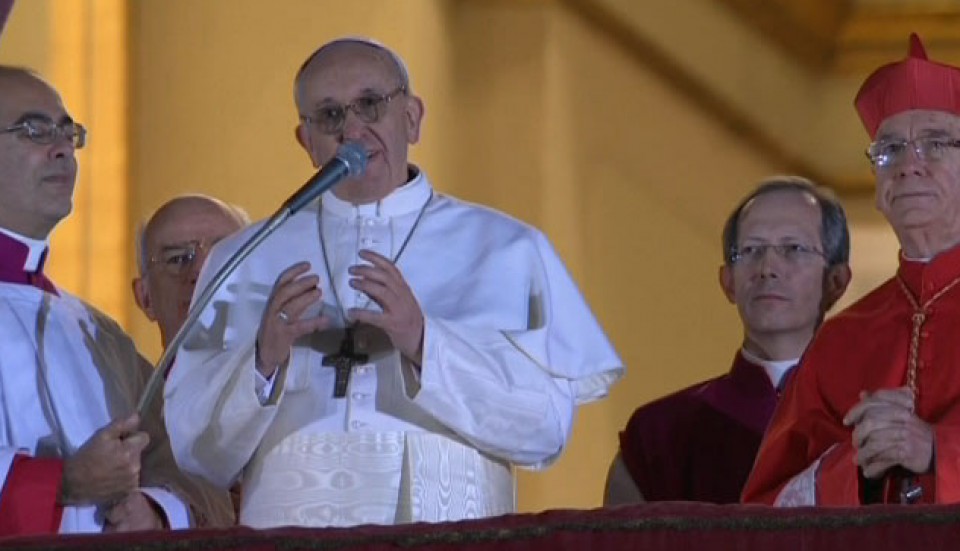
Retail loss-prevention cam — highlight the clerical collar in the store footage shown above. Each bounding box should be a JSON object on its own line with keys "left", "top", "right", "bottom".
{"left": 0, "top": 226, "right": 50, "bottom": 272}
{"left": 321, "top": 165, "right": 431, "bottom": 219}
{"left": 898, "top": 241, "right": 960, "bottom": 302}
{"left": 740, "top": 347, "right": 798, "bottom": 389}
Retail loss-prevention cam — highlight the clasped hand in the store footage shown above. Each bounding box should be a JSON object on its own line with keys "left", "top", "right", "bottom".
{"left": 347, "top": 250, "right": 425, "bottom": 365}
{"left": 842, "top": 386, "right": 934, "bottom": 479}
{"left": 255, "top": 262, "right": 327, "bottom": 377}
{"left": 103, "top": 491, "right": 165, "bottom": 532}
{"left": 256, "top": 252, "right": 425, "bottom": 377}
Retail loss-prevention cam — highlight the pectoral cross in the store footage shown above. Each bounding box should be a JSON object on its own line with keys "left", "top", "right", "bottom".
{"left": 322, "top": 327, "right": 369, "bottom": 398}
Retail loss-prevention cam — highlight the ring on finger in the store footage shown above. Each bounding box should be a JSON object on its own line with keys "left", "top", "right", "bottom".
{"left": 278, "top": 310, "right": 290, "bottom": 323}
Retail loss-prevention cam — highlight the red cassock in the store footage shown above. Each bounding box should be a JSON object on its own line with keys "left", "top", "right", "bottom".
{"left": 620, "top": 352, "right": 780, "bottom": 503}
{"left": 0, "top": 456, "right": 64, "bottom": 535}
{"left": 743, "top": 244, "right": 960, "bottom": 505}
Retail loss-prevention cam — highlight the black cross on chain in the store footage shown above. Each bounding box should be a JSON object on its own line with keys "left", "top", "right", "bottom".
{"left": 322, "top": 327, "right": 369, "bottom": 398}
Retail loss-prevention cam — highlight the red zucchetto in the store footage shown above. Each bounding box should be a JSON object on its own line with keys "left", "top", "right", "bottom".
{"left": 855, "top": 33, "right": 960, "bottom": 138}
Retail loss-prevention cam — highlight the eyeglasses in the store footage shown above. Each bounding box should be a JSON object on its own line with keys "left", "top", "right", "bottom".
{"left": 728, "top": 243, "right": 827, "bottom": 266}
{"left": 866, "top": 137, "right": 960, "bottom": 169}
{"left": 0, "top": 118, "right": 87, "bottom": 148}
{"left": 300, "top": 85, "right": 407, "bottom": 135}
{"left": 147, "top": 240, "right": 211, "bottom": 277}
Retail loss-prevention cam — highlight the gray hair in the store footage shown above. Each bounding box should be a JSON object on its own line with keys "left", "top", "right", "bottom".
{"left": 721, "top": 176, "right": 850, "bottom": 267}
{"left": 293, "top": 37, "right": 412, "bottom": 110}
{"left": 136, "top": 194, "right": 251, "bottom": 276}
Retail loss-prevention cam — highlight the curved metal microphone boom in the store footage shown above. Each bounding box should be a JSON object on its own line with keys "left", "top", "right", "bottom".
{"left": 136, "top": 141, "right": 368, "bottom": 415}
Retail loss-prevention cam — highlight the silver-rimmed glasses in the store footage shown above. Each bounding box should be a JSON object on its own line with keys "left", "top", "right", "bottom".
{"left": 147, "top": 240, "right": 212, "bottom": 277}
{"left": 1, "top": 118, "right": 87, "bottom": 148}
{"left": 866, "top": 136, "right": 960, "bottom": 169}
{"left": 728, "top": 243, "right": 827, "bottom": 266}
{"left": 300, "top": 85, "right": 407, "bottom": 135}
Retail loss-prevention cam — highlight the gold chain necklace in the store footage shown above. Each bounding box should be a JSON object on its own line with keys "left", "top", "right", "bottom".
{"left": 895, "top": 273, "right": 960, "bottom": 398}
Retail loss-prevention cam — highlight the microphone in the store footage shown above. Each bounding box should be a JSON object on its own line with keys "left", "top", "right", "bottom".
{"left": 283, "top": 141, "right": 368, "bottom": 214}
{"left": 136, "top": 141, "right": 368, "bottom": 415}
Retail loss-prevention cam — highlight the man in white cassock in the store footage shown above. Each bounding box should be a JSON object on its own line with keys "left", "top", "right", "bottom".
{"left": 164, "top": 38, "right": 624, "bottom": 528}
{"left": 0, "top": 66, "right": 233, "bottom": 536}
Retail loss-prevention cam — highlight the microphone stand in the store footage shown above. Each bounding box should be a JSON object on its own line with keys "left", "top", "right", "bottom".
{"left": 136, "top": 142, "right": 366, "bottom": 415}
{"left": 136, "top": 209, "right": 292, "bottom": 415}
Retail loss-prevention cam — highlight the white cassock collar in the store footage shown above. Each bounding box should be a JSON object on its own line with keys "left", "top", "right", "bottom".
{"left": 740, "top": 347, "right": 798, "bottom": 389}
{"left": 321, "top": 166, "right": 432, "bottom": 220}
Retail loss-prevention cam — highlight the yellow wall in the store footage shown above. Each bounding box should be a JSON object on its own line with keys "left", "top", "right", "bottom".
{"left": 0, "top": 0, "right": 899, "bottom": 513}
{"left": 0, "top": 0, "right": 129, "bottom": 325}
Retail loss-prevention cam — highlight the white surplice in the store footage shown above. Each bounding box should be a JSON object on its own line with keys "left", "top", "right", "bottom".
{"left": 0, "top": 284, "right": 195, "bottom": 532}
{"left": 0, "top": 232, "right": 234, "bottom": 533}
{"left": 165, "top": 168, "right": 623, "bottom": 528}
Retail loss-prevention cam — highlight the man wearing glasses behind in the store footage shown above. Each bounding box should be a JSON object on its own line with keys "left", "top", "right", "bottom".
{"left": 745, "top": 34, "right": 960, "bottom": 506}
{"left": 133, "top": 195, "right": 249, "bottom": 350}
{"left": 165, "top": 37, "right": 623, "bottom": 528}
{"left": 0, "top": 67, "right": 232, "bottom": 535}
{"left": 605, "top": 177, "right": 851, "bottom": 505}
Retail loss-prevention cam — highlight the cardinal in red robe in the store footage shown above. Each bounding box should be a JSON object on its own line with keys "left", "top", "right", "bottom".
{"left": 744, "top": 33, "right": 960, "bottom": 506}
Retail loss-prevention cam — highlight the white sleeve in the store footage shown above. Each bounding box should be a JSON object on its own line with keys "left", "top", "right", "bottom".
{"left": 407, "top": 232, "right": 622, "bottom": 469}
{"left": 773, "top": 444, "right": 837, "bottom": 507}
{"left": 139, "top": 487, "right": 190, "bottom": 529}
{"left": 410, "top": 318, "right": 574, "bottom": 468}
{"left": 164, "top": 224, "right": 292, "bottom": 490}
{"left": 255, "top": 368, "right": 279, "bottom": 405}
{"left": 165, "top": 340, "right": 285, "bottom": 489}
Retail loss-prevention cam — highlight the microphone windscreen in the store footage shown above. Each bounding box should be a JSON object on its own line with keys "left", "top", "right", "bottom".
{"left": 339, "top": 141, "right": 368, "bottom": 178}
